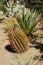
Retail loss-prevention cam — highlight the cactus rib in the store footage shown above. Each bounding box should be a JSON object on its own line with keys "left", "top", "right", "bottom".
{"left": 12, "top": 32, "right": 25, "bottom": 52}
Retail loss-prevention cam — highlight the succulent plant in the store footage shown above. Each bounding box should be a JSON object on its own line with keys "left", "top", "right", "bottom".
{"left": 8, "top": 25, "right": 29, "bottom": 53}
{"left": 16, "top": 8, "right": 41, "bottom": 35}
{"left": 5, "top": 17, "right": 29, "bottom": 53}
{"left": 5, "top": 17, "right": 20, "bottom": 31}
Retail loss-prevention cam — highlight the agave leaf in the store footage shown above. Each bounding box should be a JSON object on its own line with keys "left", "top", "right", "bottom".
{"left": 28, "top": 10, "right": 37, "bottom": 29}
{"left": 31, "top": 14, "right": 41, "bottom": 32}
{"left": 27, "top": 11, "right": 41, "bottom": 34}
{"left": 24, "top": 9, "right": 31, "bottom": 22}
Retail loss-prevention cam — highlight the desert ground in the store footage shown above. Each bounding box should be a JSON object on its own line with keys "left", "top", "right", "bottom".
{"left": 0, "top": 23, "right": 43, "bottom": 65}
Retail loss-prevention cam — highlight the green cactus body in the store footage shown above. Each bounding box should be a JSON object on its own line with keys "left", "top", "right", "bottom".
{"left": 8, "top": 26, "right": 29, "bottom": 53}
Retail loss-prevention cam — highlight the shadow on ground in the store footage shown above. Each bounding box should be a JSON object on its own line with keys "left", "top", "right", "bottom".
{"left": 30, "top": 41, "right": 43, "bottom": 53}
{"left": 5, "top": 41, "right": 43, "bottom": 60}
{"left": 40, "top": 54, "right": 43, "bottom": 60}
{"left": 30, "top": 40, "right": 43, "bottom": 60}
{"left": 5, "top": 45, "right": 15, "bottom": 53}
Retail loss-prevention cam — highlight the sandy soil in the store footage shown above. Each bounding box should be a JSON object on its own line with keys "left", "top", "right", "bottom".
{"left": 0, "top": 23, "right": 43, "bottom": 65}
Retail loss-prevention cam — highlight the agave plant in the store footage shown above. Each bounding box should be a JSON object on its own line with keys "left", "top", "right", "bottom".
{"left": 5, "top": 1, "right": 25, "bottom": 17}
{"left": 16, "top": 8, "right": 41, "bottom": 35}
{"left": 5, "top": 17, "right": 29, "bottom": 53}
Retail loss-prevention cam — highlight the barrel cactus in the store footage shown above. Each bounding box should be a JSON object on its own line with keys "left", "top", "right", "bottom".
{"left": 6, "top": 18, "right": 29, "bottom": 53}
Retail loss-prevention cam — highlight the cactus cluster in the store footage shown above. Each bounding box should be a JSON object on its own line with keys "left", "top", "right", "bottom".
{"left": 8, "top": 25, "right": 29, "bottom": 53}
